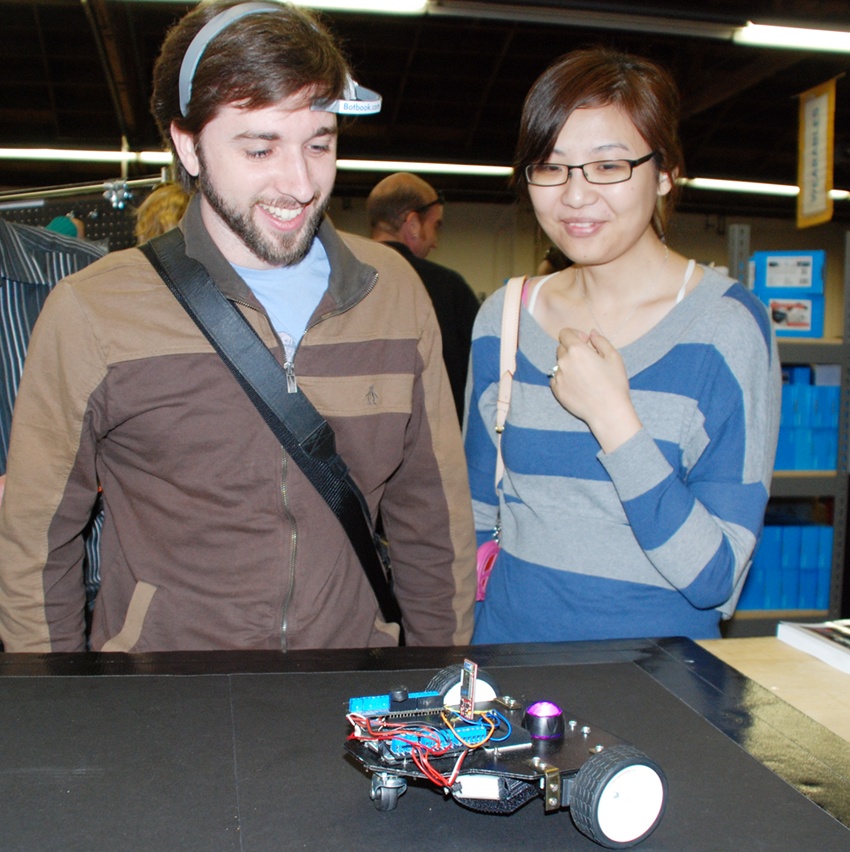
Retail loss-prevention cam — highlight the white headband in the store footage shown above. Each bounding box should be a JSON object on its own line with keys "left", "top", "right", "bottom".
{"left": 178, "top": 2, "right": 382, "bottom": 118}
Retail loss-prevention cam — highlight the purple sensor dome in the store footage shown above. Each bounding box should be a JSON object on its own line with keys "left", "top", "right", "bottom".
{"left": 524, "top": 700, "right": 566, "bottom": 739}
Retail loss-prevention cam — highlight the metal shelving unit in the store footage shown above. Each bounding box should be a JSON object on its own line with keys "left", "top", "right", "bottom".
{"left": 726, "top": 232, "right": 850, "bottom": 637}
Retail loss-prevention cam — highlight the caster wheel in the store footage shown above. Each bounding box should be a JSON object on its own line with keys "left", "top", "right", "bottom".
{"left": 370, "top": 773, "right": 407, "bottom": 812}
{"left": 372, "top": 785, "right": 399, "bottom": 812}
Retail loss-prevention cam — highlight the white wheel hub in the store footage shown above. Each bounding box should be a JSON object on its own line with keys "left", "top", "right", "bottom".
{"left": 596, "top": 764, "right": 665, "bottom": 843}
{"left": 442, "top": 680, "right": 497, "bottom": 707}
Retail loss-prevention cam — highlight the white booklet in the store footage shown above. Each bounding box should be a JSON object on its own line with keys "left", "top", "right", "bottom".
{"left": 777, "top": 618, "right": 850, "bottom": 676}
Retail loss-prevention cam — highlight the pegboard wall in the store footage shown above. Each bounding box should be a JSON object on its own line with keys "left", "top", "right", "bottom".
{"left": 0, "top": 186, "right": 159, "bottom": 252}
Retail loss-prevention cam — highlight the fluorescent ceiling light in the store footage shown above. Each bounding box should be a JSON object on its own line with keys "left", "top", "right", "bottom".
{"left": 295, "top": 1, "right": 426, "bottom": 13}
{"left": 426, "top": 1, "right": 736, "bottom": 39}
{"left": 681, "top": 177, "right": 800, "bottom": 197}
{"left": 337, "top": 159, "right": 512, "bottom": 176}
{"left": 0, "top": 149, "right": 510, "bottom": 176}
{"left": 1, "top": 148, "right": 848, "bottom": 199}
{"left": 681, "top": 176, "right": 850, "bottom": 201}
{"left": 733, "top": 21, "right": 850, "bottom": 53}
{"left": 0, "top": 148, "right": 173, "bottom": 166}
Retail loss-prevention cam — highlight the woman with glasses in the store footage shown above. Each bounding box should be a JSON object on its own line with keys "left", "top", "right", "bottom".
{"left": 464, "top": 47, "right": 781, "bottom": 643}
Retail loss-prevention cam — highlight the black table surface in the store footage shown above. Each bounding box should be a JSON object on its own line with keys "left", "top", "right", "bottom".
{"left": 2, "top": 637, "right": 849, "bottom": 851}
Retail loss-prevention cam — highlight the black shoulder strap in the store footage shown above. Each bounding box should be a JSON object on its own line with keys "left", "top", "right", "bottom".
{"left": 140, "top": 230, "right": 403, "bottom": 633}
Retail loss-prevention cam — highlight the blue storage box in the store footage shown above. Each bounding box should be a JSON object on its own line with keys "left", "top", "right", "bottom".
{"left": 752, "top": 250, "right": 826, "bottom": 337}
{"left": 752, "top": 250, "right": 825, "bottom": 293}
{"left": 817, "top": 526, "right": 833, "bottom": 609}
{"left": 798, "top": 525, "right": 820, "bottom": 609}
{"left": 739, "top": 526, "right": 781, "bottom": 610}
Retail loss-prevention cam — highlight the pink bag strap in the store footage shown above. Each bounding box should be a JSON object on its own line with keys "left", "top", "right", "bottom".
{"left": 494, "top": 276, "right": 525, "bottom": 491}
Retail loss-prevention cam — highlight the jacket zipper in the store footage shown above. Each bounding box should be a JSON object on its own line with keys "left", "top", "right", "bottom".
{"left": 232, "top": 298, "right": 297, "bottom": 650}
{"left": 284, "top": 359, "right": 297, "bottom": 393}
{"left": 279, "top": 450, "right": 298, "bottom": 651}
{"left": 236, "top": 268, "right": 380, "bottom": 649}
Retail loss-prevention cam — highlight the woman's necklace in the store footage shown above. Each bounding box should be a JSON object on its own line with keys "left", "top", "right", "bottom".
{"left": 580, "top": 244, "right": 670, "bottom": 345}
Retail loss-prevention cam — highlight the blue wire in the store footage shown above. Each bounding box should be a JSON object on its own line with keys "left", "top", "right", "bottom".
{"left": 486, "top": 709, "right": 513, "bottom": 742}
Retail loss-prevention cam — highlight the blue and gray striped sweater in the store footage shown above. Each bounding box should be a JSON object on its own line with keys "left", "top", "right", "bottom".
{"left": 464, "top": 267, "right": 781, "bottom": 643}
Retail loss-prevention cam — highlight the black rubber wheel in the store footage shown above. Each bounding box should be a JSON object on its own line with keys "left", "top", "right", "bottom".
{"left": 425, "top": 664, "right": 499, "bottom": 705}
{"left": 372, "top": 784, "right": 399, "bottom": 812}
{"left": 569, "top": 744, "right": 667, "bottom": 848}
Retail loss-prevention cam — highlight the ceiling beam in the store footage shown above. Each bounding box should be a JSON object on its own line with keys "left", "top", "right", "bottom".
{"left": 425, "top": 1, "right": 743, "bottom": 39}
{"left": 81, "top": 0, "right": 142, "bottom": 144}
{"left": 683, "top": 51, "right": 807, "bottom": 118}
{"left": 461, "top": 22, "right": 517, "bottom": 154}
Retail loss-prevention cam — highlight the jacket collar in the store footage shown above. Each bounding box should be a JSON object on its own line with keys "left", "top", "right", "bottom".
{"left": 316, "top": 217, "right": 378, "bottom": 313}
{"left": 180, "top": 193, "right": 256, "bottom": 305}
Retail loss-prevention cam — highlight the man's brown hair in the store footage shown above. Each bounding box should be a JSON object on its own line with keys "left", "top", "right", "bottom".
{"left": 151, "top": 0, "right": 350, "bottom": 191}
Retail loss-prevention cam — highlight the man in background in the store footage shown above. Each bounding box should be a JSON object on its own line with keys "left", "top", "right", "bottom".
{"left": 367, "top": 172, "right": 480, "bottom": 422}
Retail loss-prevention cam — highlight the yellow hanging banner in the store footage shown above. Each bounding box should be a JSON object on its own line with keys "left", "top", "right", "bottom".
{"left": 797, "top": 78, "right": 835, "bottom": 229}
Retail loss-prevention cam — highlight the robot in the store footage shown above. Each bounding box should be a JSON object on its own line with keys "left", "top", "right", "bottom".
{"left": 345, "top": 661, "right": 667, "bottom": 849}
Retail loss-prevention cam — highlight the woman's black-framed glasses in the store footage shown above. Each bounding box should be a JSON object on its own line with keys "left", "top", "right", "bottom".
{"left": 524, "top": 152, "right": 657, "bottom": 186}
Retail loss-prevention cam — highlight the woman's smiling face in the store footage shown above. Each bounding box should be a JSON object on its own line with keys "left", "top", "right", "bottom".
{"left": 529, "top": 104, "right": 672, "bottom": 267}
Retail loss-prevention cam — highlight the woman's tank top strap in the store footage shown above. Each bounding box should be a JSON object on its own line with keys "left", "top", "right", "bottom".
{"left": 676, "top": 259, "right": 696, "bottom": 304}
{"left": 526, "top": 271, "right": 559, "bottom": 316}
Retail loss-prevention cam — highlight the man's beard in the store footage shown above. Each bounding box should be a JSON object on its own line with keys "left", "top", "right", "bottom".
{"left": 197, "top": 159, "right": 328, "bottom": 267}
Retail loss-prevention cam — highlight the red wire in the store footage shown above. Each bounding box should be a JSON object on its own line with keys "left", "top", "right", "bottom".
{"left": 347, "top": 712, "right": 480, "bottom": 790}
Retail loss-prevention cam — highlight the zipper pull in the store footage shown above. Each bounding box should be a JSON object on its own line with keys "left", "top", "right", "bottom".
{"left": 284, "top": 361, "right": 298, "bottom": 394}
{"left": 284, "top": 360, "right": 297, "bottom": 393}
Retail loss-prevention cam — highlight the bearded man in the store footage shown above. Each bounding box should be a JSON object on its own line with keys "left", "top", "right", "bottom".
{"left": 0, "top": 1, "right": 475, "bottom": 653}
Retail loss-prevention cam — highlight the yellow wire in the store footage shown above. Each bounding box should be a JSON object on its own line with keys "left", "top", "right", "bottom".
{"left": 440, "top": 709, "right": 496, "bottom": 749}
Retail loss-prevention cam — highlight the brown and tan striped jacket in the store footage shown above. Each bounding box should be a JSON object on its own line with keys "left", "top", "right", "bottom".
{"left": 0, "top": 198, "right": 475, "bottom": 652}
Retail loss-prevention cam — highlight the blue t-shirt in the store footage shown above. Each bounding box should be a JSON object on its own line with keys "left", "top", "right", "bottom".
{"left": 232, "top": 238, "right": 330, "bottom": 361}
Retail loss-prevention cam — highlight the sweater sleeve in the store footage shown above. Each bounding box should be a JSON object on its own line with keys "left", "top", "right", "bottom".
{"left": 0, "top": 280, "right": 105, "bottom": 651}
{"left": 598, "top": 297, "right": 781, "bottom": 615}
{"left": 463, "top": 289, "right": 504, "bottom": 547}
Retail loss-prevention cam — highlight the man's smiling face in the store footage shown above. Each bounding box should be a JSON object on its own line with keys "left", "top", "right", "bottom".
{"left": 172, "top": 91, "right": 338, "bottom": 269}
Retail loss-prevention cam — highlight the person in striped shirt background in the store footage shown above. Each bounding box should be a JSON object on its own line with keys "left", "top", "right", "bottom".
{"left": 0, "top": 217, "right": 105, "bottom": 612}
